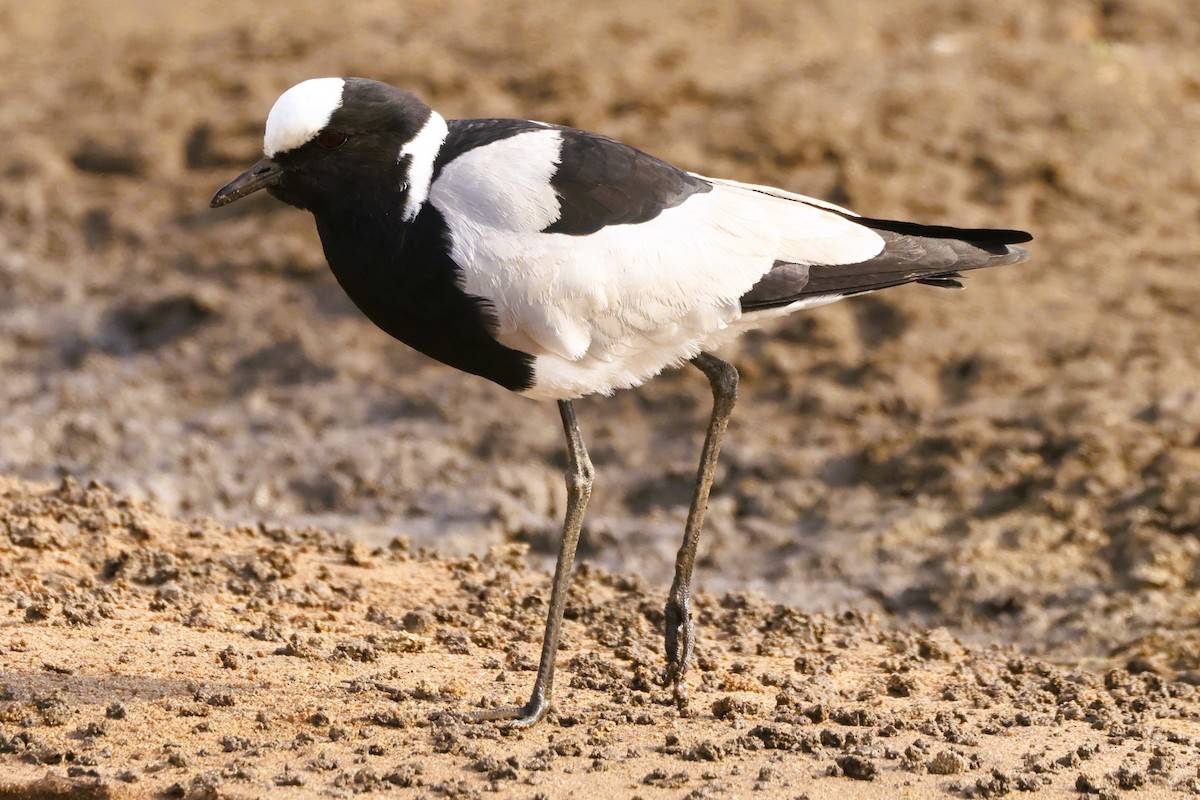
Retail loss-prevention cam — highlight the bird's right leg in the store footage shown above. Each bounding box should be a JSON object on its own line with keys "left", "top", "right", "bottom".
{"left": 464, "top": 399, "right": 593, "bottom": 726}
{"left": 664, "top": 353, "right": 738, "bottom": 711}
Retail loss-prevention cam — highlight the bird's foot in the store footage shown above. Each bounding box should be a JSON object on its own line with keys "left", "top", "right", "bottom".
{"left": 663, "top": 594, "right": 694, "bottom": 713}
{"left": 346, "top": 678, "right": 550, "bottom": 727}
{"left": 442, "top": 692, "right": 549, "bottom": 728}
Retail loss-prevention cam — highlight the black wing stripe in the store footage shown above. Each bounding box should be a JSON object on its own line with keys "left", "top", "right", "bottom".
{"left": 542, "top": 130, "right": 711, "bottom": 235}
{"left": 435, "top": 120, "right": 712, "bottom": 236}
{"left": 844, "top": 216, "right": 1033, "bottom": 246}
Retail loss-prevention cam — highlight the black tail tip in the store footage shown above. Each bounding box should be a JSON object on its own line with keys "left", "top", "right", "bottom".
{"left": 997, "top": 229, "right": 1033, "bottom": 244}
{"left": 859, "top": 216, "right": 1033, "bottom": 245}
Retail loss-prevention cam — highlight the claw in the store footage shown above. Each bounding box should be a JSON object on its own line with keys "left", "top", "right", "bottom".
{"left": 448, "top": 692, "right": 549, "bottom": 727}
{"left": 663, "top": 592, "right": 694, "bottom": 711}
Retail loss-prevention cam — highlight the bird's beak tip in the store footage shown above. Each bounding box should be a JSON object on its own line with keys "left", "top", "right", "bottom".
{"left": 210, "top": 158, "right": 281, "bottom": 210}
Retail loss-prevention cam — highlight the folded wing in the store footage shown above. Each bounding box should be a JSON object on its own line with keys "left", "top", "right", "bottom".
{"left": 429, "top": 126, "right": 1029, "bottom": 381}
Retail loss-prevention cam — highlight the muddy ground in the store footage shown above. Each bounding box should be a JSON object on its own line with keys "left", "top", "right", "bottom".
{"left": 1, "top": 0, "right": 1199, "bottom": 796}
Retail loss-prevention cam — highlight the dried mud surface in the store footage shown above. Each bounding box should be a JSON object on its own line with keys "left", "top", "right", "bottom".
{"left": 2, "top": 0, "right": 1200, "bottom": 796}
{"left": 3, "top": 477, "right": 1199, "bottom": 799}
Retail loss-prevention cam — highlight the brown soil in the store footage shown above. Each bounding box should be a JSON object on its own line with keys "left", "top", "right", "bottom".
{"left": 3, "top": 477, "right": 1198, "bottom": 799}
{"left": 2, "top": 0, "right": 1200, "bottom": 796}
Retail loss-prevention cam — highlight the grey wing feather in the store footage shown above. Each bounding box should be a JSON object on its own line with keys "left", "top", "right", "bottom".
{"left": 741, "top": 226, "right": 1031, "bottom": 310}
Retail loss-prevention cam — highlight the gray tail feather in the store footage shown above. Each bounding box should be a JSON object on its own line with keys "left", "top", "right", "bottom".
{"left": 802, "top": 235, "right": 1030, "bottom": 297}
{"left": 740, "top": 223, "right": 1031, "bottom": 310}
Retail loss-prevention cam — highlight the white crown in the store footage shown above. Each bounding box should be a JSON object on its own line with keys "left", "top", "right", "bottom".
{"left": 263, "top": 78, "right": 346, "bottom": 157}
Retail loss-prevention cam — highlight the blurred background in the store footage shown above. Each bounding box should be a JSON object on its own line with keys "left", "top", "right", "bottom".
{"left": 1, "top": 0, "right": 1198, "bottom": 673}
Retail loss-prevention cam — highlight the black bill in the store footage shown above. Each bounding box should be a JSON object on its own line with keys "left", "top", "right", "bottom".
{"left": 210, "top": 158, "right": 283, "bottom": 208}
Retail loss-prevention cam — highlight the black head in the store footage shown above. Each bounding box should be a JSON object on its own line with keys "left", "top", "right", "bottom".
{"left": 211, "top": 78, "right": 442, "bottom": 215}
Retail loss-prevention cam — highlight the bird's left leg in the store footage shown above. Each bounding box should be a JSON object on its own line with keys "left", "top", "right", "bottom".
{"left": 464, "top": 399, "right": 593, "bottom": 726}
{"left": 664, "top": 352, "right": 738, "bottom": 711}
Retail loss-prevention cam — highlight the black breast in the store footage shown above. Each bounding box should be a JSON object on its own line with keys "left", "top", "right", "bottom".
{"left": 313, "top": 202, "right": 535, "bottom": 392}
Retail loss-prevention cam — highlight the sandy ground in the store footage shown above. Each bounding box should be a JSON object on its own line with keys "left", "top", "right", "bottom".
{"left": 2, "top": 0, "right": 1200, "bottom": 796}
{"left": 3, "top": 477, "right": 1199, "bottom": 799}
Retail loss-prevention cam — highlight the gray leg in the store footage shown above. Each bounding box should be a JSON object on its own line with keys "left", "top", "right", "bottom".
{"left": 664, "top": 353, "right": 738, "bottom": 710}
{"left": 467, "top": 399, "right": 594, "bottom": 726}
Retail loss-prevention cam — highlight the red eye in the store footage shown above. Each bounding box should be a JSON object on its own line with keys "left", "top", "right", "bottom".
{"left": 315, "top": 131, "right": 348, "bottom": 149}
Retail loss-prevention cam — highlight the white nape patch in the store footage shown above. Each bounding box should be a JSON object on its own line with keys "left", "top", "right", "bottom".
{"left": 263, "top": 78, "right": 346, "bottom": 157}
{"left": 399, "top": 111, "right": 449, "bottom": 221}
{"left": 430, "top": 130, "right": 563, "bottom": 233}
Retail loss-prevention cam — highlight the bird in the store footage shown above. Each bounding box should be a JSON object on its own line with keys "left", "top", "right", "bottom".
{"left": 211, "top": 77, "right": 1031, "bottom": 726}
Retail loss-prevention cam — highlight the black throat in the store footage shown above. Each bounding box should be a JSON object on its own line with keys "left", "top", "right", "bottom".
{"left": 310, "top": 193, "right": 535, "bottom": 393}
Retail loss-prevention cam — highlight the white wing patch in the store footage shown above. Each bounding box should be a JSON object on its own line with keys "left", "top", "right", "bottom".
{"left": 264, "top": 78, "right": 345, "bottom": 157}
{"left": 701, "top": 176, "right": 883, "bottom": 267}
{"left": 430, "top": 155, "right": 886, "bottom": 399}
{"left": 429, "top": 129, "right": 564, "bottom": 233}
{"left": 695, "top": 174, "right": 861, "bottom": 216}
